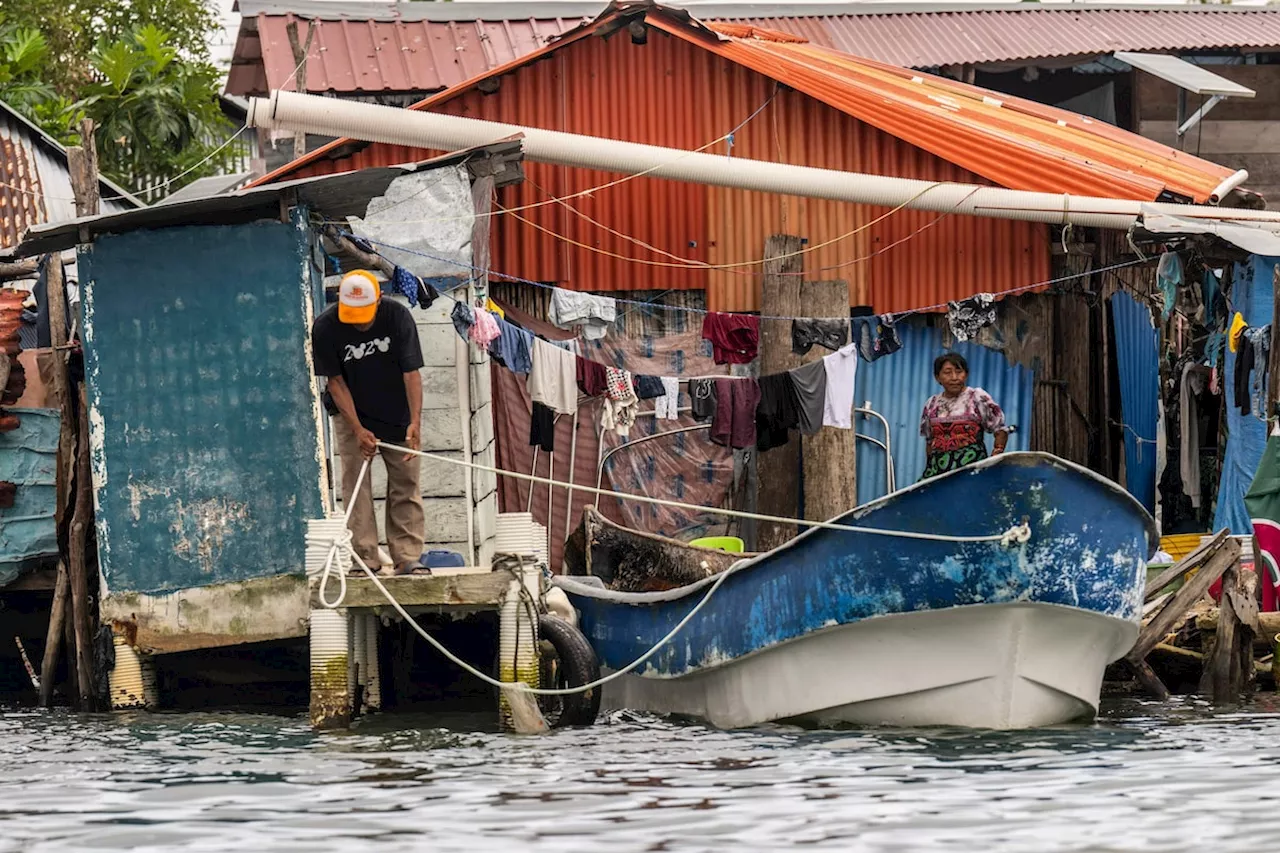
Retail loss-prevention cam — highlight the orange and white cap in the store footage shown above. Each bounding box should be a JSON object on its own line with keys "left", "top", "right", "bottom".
{"left": 338, "top": 270, "right": 380, "bottom": 325}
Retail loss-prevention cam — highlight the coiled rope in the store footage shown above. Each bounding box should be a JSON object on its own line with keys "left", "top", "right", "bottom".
{"left": 314, "top": 449, "right": 1033, "bottom": 698}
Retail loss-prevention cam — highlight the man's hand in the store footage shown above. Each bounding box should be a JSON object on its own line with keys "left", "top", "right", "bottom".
{"left": 403, "top": 422, "right": 421, "bottom": 461}
{"left": 357, "top": 426, "right": 379, "bottom": 459}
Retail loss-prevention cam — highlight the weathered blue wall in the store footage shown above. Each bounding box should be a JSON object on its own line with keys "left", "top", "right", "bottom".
{"left": 0, "top": 407, "right": 59, "bottom": 585}
{"left": 80, "top": 220, "right": 326, "bottom": 594}
{"left": 853, "top": 322, "right": 1034, "bottom": 504}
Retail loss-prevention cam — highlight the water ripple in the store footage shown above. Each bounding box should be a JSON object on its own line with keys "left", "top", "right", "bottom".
{"left": 2, "top": 698, "right": 1280, "bottom": 852}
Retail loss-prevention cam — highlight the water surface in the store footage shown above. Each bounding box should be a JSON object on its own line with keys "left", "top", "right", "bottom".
{"left": 3, "top": 697, "right": 1280, "bottom": 852}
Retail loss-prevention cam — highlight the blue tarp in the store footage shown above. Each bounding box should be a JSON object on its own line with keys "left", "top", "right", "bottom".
{"left": 853, "top": 323, "right": 1034, "bottom": 504}
{"left": 1110, "top": 291, "right": 1160, "bottom": 514}
{"left": 0, "top": 407, "right": 59, "bottom": 585}
{"left": 1214, "top": 254, "right": 1279, "bottom": 535}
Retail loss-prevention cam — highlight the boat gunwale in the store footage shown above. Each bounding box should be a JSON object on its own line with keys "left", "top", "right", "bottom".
{"left": 554, "top": 451, "right": 1157, "bottom": 606}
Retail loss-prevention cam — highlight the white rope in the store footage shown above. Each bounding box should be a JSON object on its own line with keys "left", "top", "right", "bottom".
{"left": 316, "top": 456, "right": 370, "bottom": 609}
{"left": 312, "top": 451, "right": 1033, "bottom": 697}
{"left": 377, "top": 441, "right": 1030, "bottom": 545}
{"left": 351, "top": 548, "right": 733, "bottom": 696}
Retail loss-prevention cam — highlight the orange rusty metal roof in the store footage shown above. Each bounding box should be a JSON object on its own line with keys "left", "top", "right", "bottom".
{"left": 252, "top": 3, "right": 1241, "bottom": 205}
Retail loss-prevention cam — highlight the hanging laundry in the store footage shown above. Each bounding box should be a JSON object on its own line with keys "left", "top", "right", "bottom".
{"left": 601, "top": 367, "right": 639, "bottom": 437}
{"left": 549, "top": 337, "right": 581, "bottom": 355}
{"left": 1180, "top": 363, "right": 1212, "bottom": 509}
{"left": 468, "top": 307, "right": 501, "bottom": 349}
{"left": 689, "top": 378, "right": 717, "bottom": 422}
{"left": 549, "top": 287, "right": 617, "bottom": 340}
{"left": 450, "top": 302, "right": 474, "bottom": 341}
{"left": 1229, "top": 312, "right": 1248, "bottom": 353}
{"left": 633, "top": 374, "right": 666, "bottom": 400}
{"left": 489, "top": 316, "right": 533, "bottom": 374}
{"left": 389, "top": 266, "right": 437, "bottom": 309}
{"left": 654, "top": 377, "right": 681, "bottom": 420}
{"left": 755, "top": 372, "right": 800, "bottom": 452}
{"left": 528, "top": 337, "right": 579, "bottom": 415}
{"left": 710, "top": 378, "right": 761, "bottom": 449}
{"left": 1157, "top": 252, "right": 1183, "bottom": 320}
{"left": 486, "top": 298, "right": 504, "bottom": 319}
{"left": 791, "top": 319, "right": 849, "bottom": 356}
{"left": 576, "top": 357, "right": 609, "bottom": 397}
{"left": 530, "top": 401, "right": 556, "bottom": 452}
{"left": 701, "top": 312, "right": 760, "bottom": 365}
{"left": 1241, "top": 325, "right": 1272, "bottom": 417}
{"left": 850, "top": 314, "right": 902, "bottom": 363}
{"left": 822, "top": 342, "right": 859, "bottom": 429}
{"left": 946, "top": 294, "right": 997, "bottom": 343}
{"left": 788, "top": 360, "right": 827, "bottom": 435}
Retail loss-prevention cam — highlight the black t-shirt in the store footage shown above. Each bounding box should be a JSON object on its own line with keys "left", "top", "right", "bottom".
{"left": 312, "top": 298, "right": 424, "bottom": 441}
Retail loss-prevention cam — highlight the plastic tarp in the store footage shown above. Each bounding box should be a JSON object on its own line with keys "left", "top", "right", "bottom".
{"left": 0, "top": 407, "right": 58, "bottom": 585}
{"left": 1215, "top": 254, "right": 1279, "bottom": 535}
{"left": 1111, "top": 291, "right": 1160, "bottom": 514}
{"left": 346, "top": 165, "right": 473, "bottom": 279}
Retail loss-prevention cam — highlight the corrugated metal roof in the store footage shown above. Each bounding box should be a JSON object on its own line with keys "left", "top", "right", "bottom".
{"left": 854, "top": 319, "right": 1034, "bottom": 504}
{"left": 255, "top": 5, "right": 1241, "bottom": 204}
{"left": 226, "top": 2, "right": 1280, "bottom": 99}
{"left": 1110, "top": 290, "right": 1159, "bottom": 513}
{"left": 688, "top": 19, "right": 1236, "bottom": 202}
{"left": 0, "top": 102, "right": 139, "bottom": 250}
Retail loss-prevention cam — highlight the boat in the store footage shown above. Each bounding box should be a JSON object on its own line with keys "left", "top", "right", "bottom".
{"left": 553, "top": 452, "right": 1156, "bottom": 730}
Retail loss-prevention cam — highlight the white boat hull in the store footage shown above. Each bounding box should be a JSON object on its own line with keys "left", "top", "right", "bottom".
{"left": 600, "top": 602, "right": 1137, "bottom": 730}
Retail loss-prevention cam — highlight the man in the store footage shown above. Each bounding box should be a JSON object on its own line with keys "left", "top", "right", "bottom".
{"left": 312, "top": 269, "right": 427, "bottom": 575}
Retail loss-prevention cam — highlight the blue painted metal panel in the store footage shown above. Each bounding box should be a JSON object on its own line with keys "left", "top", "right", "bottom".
{"left": 853, "top": 322, "right": 1034, "bottom": 504}
{"left": 80, "top": 220, "right": 326, "bottom": 594}
{"left": 1215, "top": 255, "right": 1279, "bottom": 535}
{"left": 563, "top": 453, "right": 1154, "bottom": 676}
{"left": 1110, "top": 291, "right": 1160, "bottom": 514}
{"left": 0, "top": 407, "right": 58, "bottom": 585}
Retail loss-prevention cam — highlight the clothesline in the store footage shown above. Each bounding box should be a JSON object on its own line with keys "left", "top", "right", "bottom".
{"left": 336, "top": 229, "right": 1149, "bottom": 323}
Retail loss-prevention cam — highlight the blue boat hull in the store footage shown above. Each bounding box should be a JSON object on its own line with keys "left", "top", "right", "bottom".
{"left": 556, "top": 452, "right": 1156, "bottom": 729}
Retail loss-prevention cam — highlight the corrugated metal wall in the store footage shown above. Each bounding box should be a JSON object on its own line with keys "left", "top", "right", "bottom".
{"left": 1110, "top": 290, "right": 1160, "bottom": 514}
{"left": 293, "top": 30, "right": 1050, "bottom": 314}
{"left": 0, "top": 107, "right": 133, "bottom": 248}
{"left": 853, "top": 319, "right": 1034, "bottom": 504}
{"left": 81, "top": 220, "right": 327, "bottom": 594}
{"left": 0, "top": 407, "right": 58, "bottom": 585}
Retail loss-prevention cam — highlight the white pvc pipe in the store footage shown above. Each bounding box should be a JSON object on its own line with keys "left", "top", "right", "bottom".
{"left": 1210, "top": 169, "right": 1250, "bottom": 206}
{"left": 249, "top": 90, "right": 1280, "bottom": 232}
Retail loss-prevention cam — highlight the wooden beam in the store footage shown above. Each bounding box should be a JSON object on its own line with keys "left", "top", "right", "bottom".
{"left": 1145, "top": 529, "right": 1229, "bottom": 601}
{"left": 1201, "top": 562, "right": 1242, "bottom": 701}
{"left": 1198, "top": 608, "right": 1280, "bottom": 647}
{"left": 314, "top": 573, "right": 510, "bottom": 610}
{"left": 755, "top": 234, "right": 804, "bottom": 550}
{"left": 801, "top": 280, "right": 856, "bottom": 524}
{"left": 285, "top": 20, "right": 316, "bottom": 160}
{"left": 37, "top": 563, "right": 69, "bottom": 707}
{"left": 0, "top": 259, "right": 38, "bottom": 279}
{"left": 68, "top": 386, "right": 96, "bottom": 709}
{"left": 66, "top": 120, "right": 100, "bottom": 218}
{"left": 1127, "top": 536, "right": 1240, "bottom": 664}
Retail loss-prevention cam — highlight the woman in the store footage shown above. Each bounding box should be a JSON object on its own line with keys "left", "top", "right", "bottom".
{"left": 919, "top": 352, "right": 1008, "bottom": 480}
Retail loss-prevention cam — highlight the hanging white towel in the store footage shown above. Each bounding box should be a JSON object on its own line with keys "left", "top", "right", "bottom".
{"left": 528, "top": 337, "right": 579, "bottom": 414}
{"left": 654, "top": 376, "right": 681, "bottom": 420}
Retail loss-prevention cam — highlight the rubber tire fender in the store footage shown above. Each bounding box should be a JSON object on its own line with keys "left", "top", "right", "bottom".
{"left": 538, "top": 613, "right": 602, "bottom": 727}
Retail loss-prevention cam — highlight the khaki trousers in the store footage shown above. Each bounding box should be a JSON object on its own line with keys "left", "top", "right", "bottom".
{"left": 333, "top": 417, "right": 425, "bottom": 567}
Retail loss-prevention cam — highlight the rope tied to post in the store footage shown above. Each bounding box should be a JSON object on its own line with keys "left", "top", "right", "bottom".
{"left": 309, "top": 449, "right": 1035, "bottom": 699}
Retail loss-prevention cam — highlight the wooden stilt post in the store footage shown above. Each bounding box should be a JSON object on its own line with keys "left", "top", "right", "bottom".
{"left": 37, "top": 563, "right": 68, "bottom": 707}
{"left": 755, "top": 235, "right": 804, "bottom": 550}
{"left": 801, "top": 280, "right": 856, "bottom": 522}
{"left": 285, "top": 21, "right": 316, "bottom": 160}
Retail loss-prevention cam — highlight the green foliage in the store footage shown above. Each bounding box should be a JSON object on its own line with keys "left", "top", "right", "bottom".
{"left": 0, "top": 1, "right": 236, "bottom": 199}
